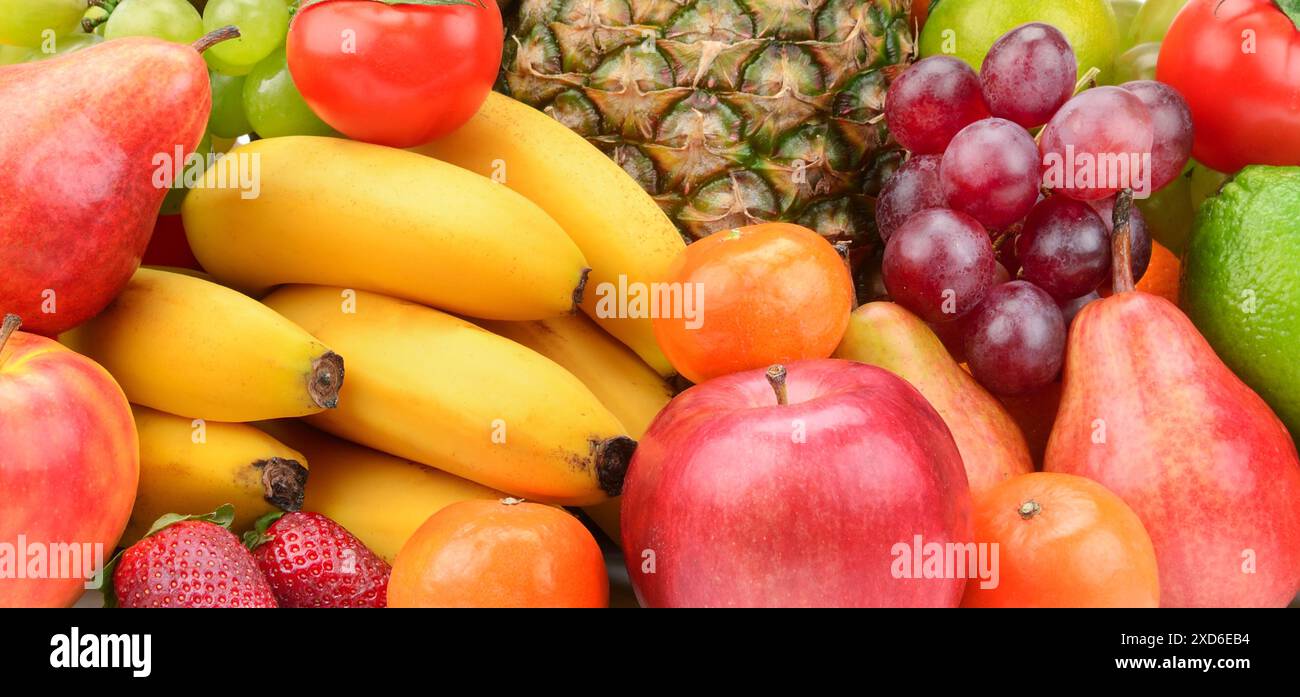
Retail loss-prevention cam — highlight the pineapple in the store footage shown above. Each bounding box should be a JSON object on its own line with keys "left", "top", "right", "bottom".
{"left": 501, "top": 0, "right": 916, "bottom": 258}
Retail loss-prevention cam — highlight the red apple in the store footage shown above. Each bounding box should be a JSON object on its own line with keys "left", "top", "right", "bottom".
{"left": 0, "top": 38, "right": 211, "bottom": 335}
{"left": 621, "top": 359, "right": 972, "bottom": 607}
{"left": 0, "top": 315, "right": 139, "bottom": 607}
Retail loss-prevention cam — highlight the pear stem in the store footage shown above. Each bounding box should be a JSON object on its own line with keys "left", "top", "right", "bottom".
{"left": 1111, "top": 188, "right": 1137, "bottom": 294}
{"left": 765, "top": 364, "right": 788, "bottom": 406}
{"left": 193, "top": 25, "right": 241, "bottom": 54}
{"left": 0, "top": 314, "right": 22, "bottom": 368}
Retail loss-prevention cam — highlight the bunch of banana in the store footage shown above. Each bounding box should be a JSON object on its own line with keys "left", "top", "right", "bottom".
{"left": 125, "top": 406, "right": 308, "bottom": 545}
{"left": 414, "top": 93, "right": 685, "bottom": 376}
{"left": 62, "top": 267, "right": 343, "bottom": 422}
{"left": 259, "top": 420, "right": 503, "bottom": 563}
{"left": 477, "top": 313, "right": 677, "bottom": 543}
{"left": 182, "top": 136, "right": 590, "bottom": 321}
{"left": 262, "top": 285, "right": 635, "bottom": 506}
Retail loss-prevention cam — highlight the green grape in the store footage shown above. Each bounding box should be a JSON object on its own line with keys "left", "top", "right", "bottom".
{"left": 1136, "top": 164, "right": 1194, "bottom": 256}
{"left": 1109, "top": 41, "right": 1160, "bottom": 84}
{"left": 204, "top": 49, "right": 255, "bottom": 76}
{"left": 0, "top": 0, "right": 86, "bottom": 48}
{"left": 0, "top": 44, "right": 37, "bottom": 65}
{"left": 1189, "top": 162, "right": 1230, "bottom": 212}
{"left": 1128, "top": 0, "right": 1190, "bottom": 48}
{"left": 83, "top": 7, "right": 109, "bottom": 36}
{"left": 161, "top": 132, "right": 214, "bottom": 216}
{"left": 34, "top": 32, "right": 105, "bottom": 61}
{"left": 1110, "top": 0, "right": 1143, "bottom": 42}
{"left": 208, "top": 71, "right": 253, "bottom": 138}
{"left": 203, "top": 0, "right": 289, "bottom": 70}
{"left": 104, "top": 0, "right": 205, "bottom": 44}
{"left": 242, "top": 47, "right": 335, "bottom": 138}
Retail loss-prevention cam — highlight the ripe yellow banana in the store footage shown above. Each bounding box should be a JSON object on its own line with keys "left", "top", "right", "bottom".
{"left": 125, "top": 405, "right": 308, "bottom": 545}
{"left": 182, "top": 135, "right": 590, "bottom": 321}
{"left": 413, "top": 92, "right": 684, "bottom": 375}
{"left": 259, "top": 420, "right": 503, "bottom": 563}
{"left": 262, "top": 285, "right": 636, "bottom": 506}
{"left": 477, "top": 313, "right": 676, "bottom": 546}
{"left": 61, "top": 267, "right": 343, "bottom": 422}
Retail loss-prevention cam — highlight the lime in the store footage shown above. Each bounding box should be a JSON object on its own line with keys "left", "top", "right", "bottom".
{"left": 1181, "top": 166, "right": 1300, "bottom": 441}
{"left": 920, "top": 0, "right": 1121, "bottom": 83}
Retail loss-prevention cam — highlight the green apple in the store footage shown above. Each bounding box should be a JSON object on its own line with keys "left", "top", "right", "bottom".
{"left": 920, "top": 0, "right": 1122, "bottom": 83}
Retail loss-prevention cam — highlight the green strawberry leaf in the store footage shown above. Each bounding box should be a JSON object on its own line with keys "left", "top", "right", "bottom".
{"left": 1276, "top": 0, "right": 1300, "bottom": 29}
{"left": 142, "top": 503, "right": 236, "bottom": 539}
{"left": 98, "top": 551, "right": 123, "bottom": 609}
{"left": 242, "top": 511, "right": 287, "bottom": 551}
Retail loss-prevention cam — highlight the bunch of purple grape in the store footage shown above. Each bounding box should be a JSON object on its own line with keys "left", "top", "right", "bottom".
{"left": 878, "top": 23, "right": 1192, "bottom": 396}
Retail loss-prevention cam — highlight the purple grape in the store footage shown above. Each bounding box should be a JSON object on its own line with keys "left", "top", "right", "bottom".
{"left": 1088, "top": 195, "right": 1153, "bottom": 284}
{"left": 963, "top": 281, "right": 1066, "bottom": 395}
{"left": 876, "top": 155, "right": 946, "bottom": 244}
{"left": 1016, "top": 196, "right": 1111, "bottom": 300}
{"left": 1039, "top": 87, "right": 1154, "bottom": 201}
{"left": 1120, "top": 80, "right": 1194, "bottom": 194}
{"left": 981, "top": 23, "right": 1077, "bottom": 129}
{"left": 1059, "top": 291, "right": 1101, "bottom": 327}
{"left": 885, "top": 56, "right": 990, "bottom": 155}
{"left": 882, "top": 208, "right": 996, "bottom": 323}
{"left": 941, "top": 118, "right": 1042, "bottom": 230}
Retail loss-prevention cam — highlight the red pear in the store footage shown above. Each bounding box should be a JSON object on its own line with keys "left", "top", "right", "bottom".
{"left": 0, "top": 33, "right": 222, "bottom": 335}
{"left": 1045, "top": 193, "right": 1300, "bottom": 607}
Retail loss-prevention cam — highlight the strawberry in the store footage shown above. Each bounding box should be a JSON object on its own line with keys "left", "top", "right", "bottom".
{"left": 246, "top": 511, "right": 390, "bottom": 608}
{"left": 109, "top": 505, "right": 277, "bottom": 608}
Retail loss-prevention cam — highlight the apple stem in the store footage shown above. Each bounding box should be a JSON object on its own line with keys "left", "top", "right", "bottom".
{"left": 1018, "top": 499, "right": 1042, "bottom": 520}
{"left": 0, "top": 314, "right": 21, "bottom": 365}
{"left": 765, "top": 364, "right": 788, "bottom": 406}
{"left": 1111, "top": 188, "right": 1137, "bottom": 294}
{"left": 192, "top": 25, "right": 241, "bottom": 54}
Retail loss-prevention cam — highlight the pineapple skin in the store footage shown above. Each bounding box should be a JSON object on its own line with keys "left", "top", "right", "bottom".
{"left": 501, "top": 0, "right": 917, "bottom": 260}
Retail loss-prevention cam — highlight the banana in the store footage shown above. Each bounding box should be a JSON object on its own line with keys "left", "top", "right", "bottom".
{"left": 479, "top": 314, "right": 677, "bottom": 543}
{"left": 259, "top": 420, "right": 504, "bottom": 563}
{"left": 262, "top": 285, "right": 636, "bottom": 506}
{"left": 61, "top": 267, "right": 343, "bottom": 422}
{"left": 125, "top": 405, "right": 308, "bottom": 544}
{"left": 413, "top": 92, "right": 684, "bottom": 375}
{"left": 182, "top": 135, "right": 590, "bottom": 321}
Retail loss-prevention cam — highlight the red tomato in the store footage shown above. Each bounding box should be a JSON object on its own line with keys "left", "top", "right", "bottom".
{"left": 286, "top": 0, "right": 503, "bottom": 148}
{"left": 1157, "top": 0, "right": 1300, "bottom": 172}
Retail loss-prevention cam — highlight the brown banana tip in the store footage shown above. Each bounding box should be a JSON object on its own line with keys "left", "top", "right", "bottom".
{"left": 571, "top": 268, "right": 592, "bottom": 313}
{"left": 310, "top": 351, "right": 345, "bottom": 409}
{"left": 257, "top": 457, "right": 308, "bottom": 512}
{"left": 594, "top": 435, "right": 637, "bottom": 497}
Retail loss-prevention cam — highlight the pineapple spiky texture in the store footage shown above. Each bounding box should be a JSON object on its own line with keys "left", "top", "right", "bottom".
{"left": 502, "top": 0, "right": 916, "bottom": 258}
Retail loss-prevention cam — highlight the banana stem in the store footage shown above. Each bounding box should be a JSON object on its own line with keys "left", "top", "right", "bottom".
{"left": 1111, "top": 188, "right": 1136, "bottom": 294}
{"left": 192, "top": 25, "right": 241, "bottom": 54}
{"left": 766, "top": 364, "right": 788, "bottom": 406}
{"left": 0, "top": 314, "right": 21, "bottom": 366}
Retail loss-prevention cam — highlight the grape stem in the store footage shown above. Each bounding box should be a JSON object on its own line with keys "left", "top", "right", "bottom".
{"left": 1072, "top": 67, "right": 1101, "bottom": 96}
{"left": 192, "top": 25, "right": 241, "bottom": 54}
{"left": 1111, "top": 188, "right": 1136, "bottom": 294}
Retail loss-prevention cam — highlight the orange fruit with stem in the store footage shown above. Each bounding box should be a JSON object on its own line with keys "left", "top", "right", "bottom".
{"left": 652, "top": 223, "right": 855, "bottom": 384}
{"left": 388, "top": 498, "right": 608, "bottom": 608}
{"left": 962, "top": 472, "right": 1160, "bottom": 608}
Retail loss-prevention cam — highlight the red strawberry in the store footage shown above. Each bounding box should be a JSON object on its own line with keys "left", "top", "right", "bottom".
{"left": 247, "top": 511, "right": 390, "bottom": 608}
{"left": 110, "top": 506, "right": 277, "bottom": 608}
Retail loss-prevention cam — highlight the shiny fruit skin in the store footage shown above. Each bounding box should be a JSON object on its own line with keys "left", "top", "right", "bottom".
{"left": 0, "top": 329, "right": 139, "bottom": 607}
{"left": 1046, "top": 293, "right": 1300, "bottom": 607}
{"left": 962, "top": 472, "right": 1160, "bottom": 608}
{"left": 834, "top": 302, "right": 1034, "bottom": 493}
{"left": 113, "top": 520, "right": 277, "bottom": 608}
{"left": 622, "top": 359, "right": 972, "bottom": 608}
{"left": 652, "top": 223, "right": 854, "bottom": 384}
{"left": 389, "top": 499, "right": 607, "bottom": 608}
{"left": 1157, "top": 0, "right": 1300, "bottom": 172}
{"left": 882, "top": 208, "right": 996, "bottom": 323}
{"left": 0, "top": 38, "right": 210, "bottom": 336}
{"left": 884, "top": 56, "right": 989, "bottom": 155}
{"left": 411, "top": 92, "right": 684, "bottom": 377}
{"left": 250, "top": 512, "right": 390, "bottom": 609}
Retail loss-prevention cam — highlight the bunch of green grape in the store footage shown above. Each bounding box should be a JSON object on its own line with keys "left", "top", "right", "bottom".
{"left": 0, "top": 0, "right": 106, "bottom": 63}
